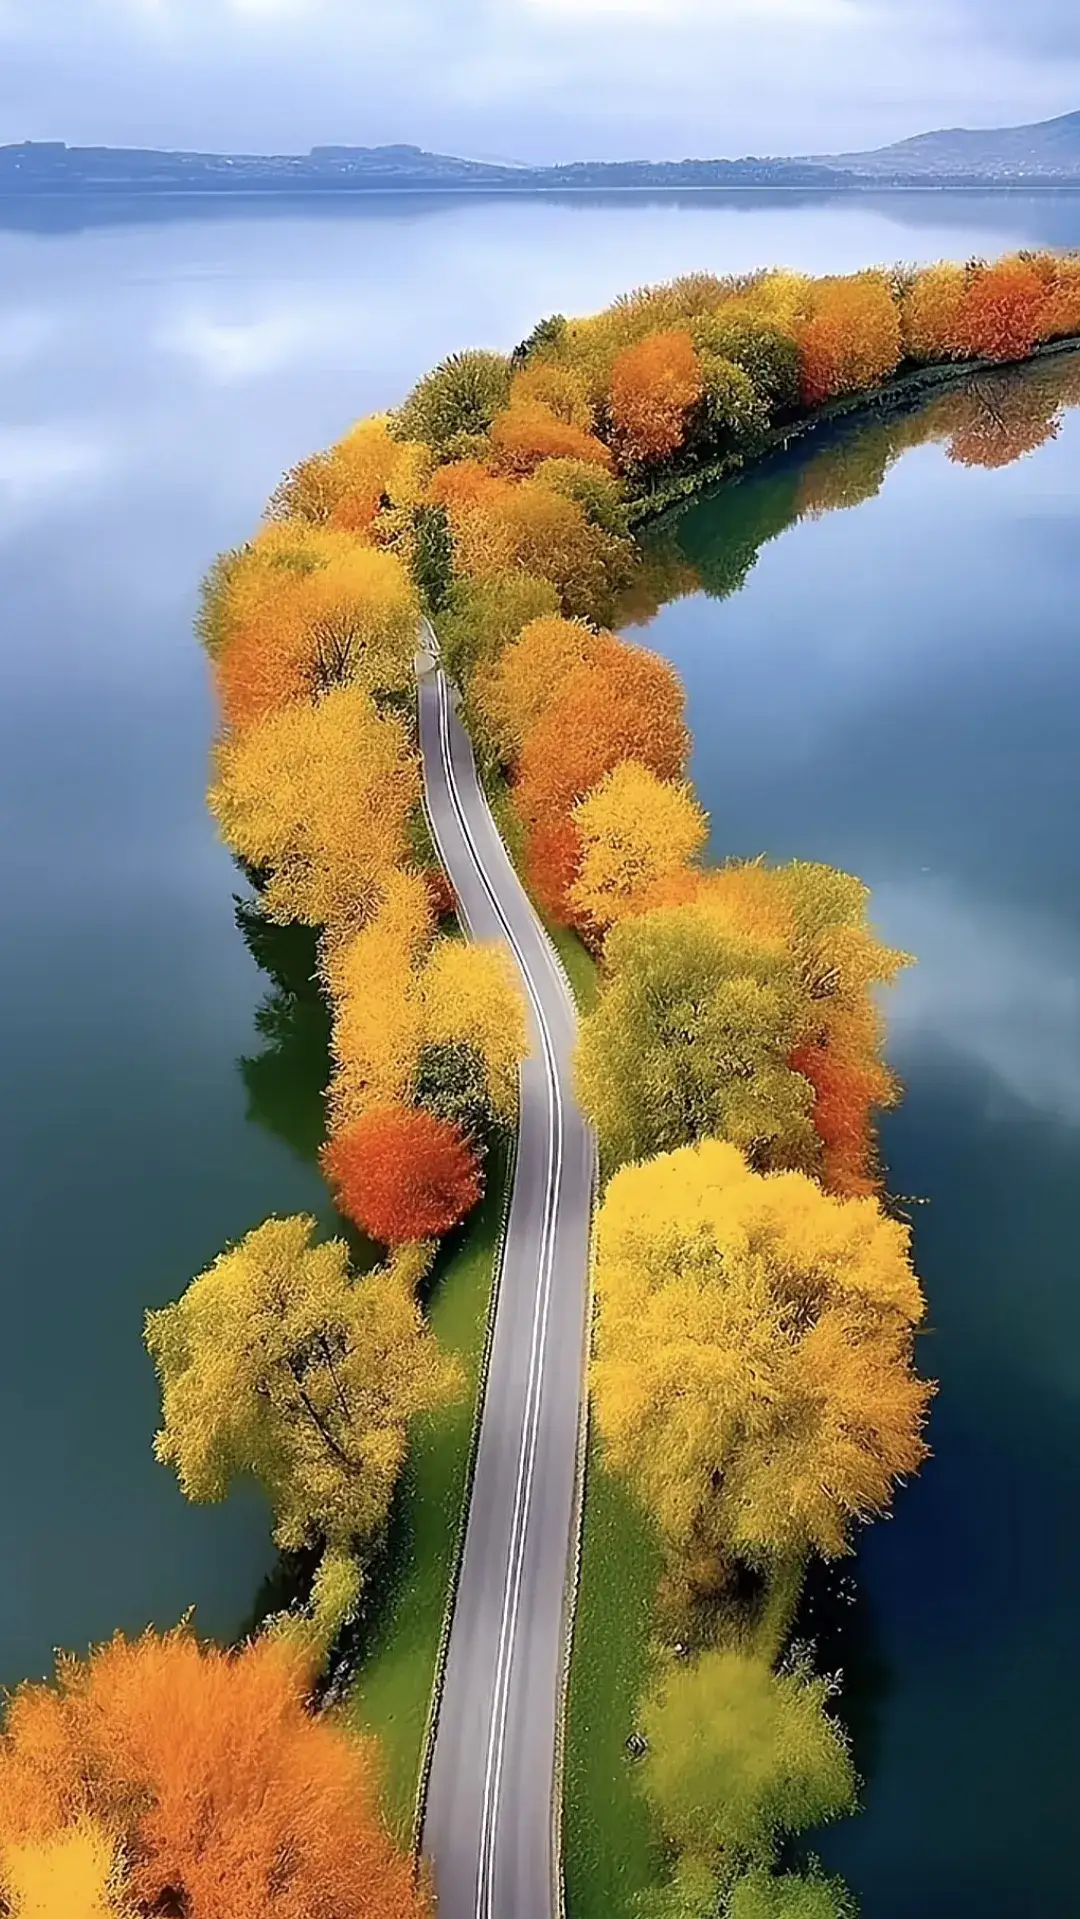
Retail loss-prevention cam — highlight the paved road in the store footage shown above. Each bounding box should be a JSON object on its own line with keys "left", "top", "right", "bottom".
{"left": 416, "top": 631, "right": 595, "bottom": 1919}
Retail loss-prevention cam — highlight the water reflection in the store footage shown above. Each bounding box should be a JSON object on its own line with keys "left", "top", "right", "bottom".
{"left": 631, "top": 354, "right": 1080, "bottom": 1919}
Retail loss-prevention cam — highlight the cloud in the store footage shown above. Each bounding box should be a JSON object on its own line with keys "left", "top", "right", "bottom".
{"left": 1, "top": 0, "right": 1079, "bottom": 161}
{"left": 0, "top": 423, "right": 113, "bottom": 530}
{"left": 157, "top": 306, "right": 354, "bottom": 382}
{"left": 883, "top": 877, "right": 1080, "bottom": 1125}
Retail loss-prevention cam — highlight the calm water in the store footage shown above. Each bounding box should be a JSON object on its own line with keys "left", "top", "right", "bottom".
{"left": 1, "top": 189, "right": 1078, "bottom": 1911}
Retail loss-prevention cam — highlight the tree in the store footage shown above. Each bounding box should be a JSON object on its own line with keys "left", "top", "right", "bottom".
{"left": 475, "top": 614, "right": 616, "bottom": 762}
{"left": 728, "top": 1866, "right": 859, "bottom": 1919}
{"left": 514, "top": 642, "right": 690, "bottom": 834}
{"left": 509, "top": 359, "right": 595, "bottom": 427}
{"left": 443, "top": 472, "right": 635, "bottom": 624}
{"left": 609, "top": 329, "right": 704, "bottom": 467}
{"left": 437, "top": 569, "right": 560, "bottom": 681}
{"left": 691, "top": 310, "right": 800, "bottom": 416}
{"left": 268, "top": 415, "right": 434, "bottom": 533}
{"left": 694, "top": 355, "right": 770, "bottom": 460}
{"left": 216, "top": 540, "right": 420, "bottom": 729}
{"left": 575, "top": 907, "right": 818, "bottom": 1172}
{"left": 568, "top": 762, "right": 709, "bottom": 937}
{"left": 208, "top": 686, "right": 419, "bottom": 933}
{"left": 797, "top": 274, "right": 902, "bottom": 406}
{"left": 0, "top": 1630, "right": 428, "bottom": 1919}
{"left": 592, "top": 1140, "right": 931, "bottom": 1567}
{"left": 413, "top": 1040, "right": 497, "bottom": 1142}
{"left": 419, "top": 937, "right": 527, "bottom": 1123}
{"left": 145, "top": 1215, "right": 456, "bottom": 1555}
{"left": 900, "top": 262, "right": 967, "bottom": 363}
{"left": 323, "top": 1106, "right": 483, "bottom": 1245}
{"left": 324, "top": 869, "right": 434, "bottom": 1131}
{"left": 1, "top": 1820, "right": 134, "bottom": 1918}
{"left": 640, "top": 1650, "right": 857, "bottom": 1865}
{"left": 1037, "top": 254, "right": 1080, "bottom": 341}
{"left": 953, "top": 256, "right": 1048, "bottom": 362}
{"left": 683, "top": 860, "right": 908, "bottom": 1196}
{"left": 490, "top": 400, "right": 613, "bottom": 475}
{"left": 391, "top": 348, "right": 512, "bottom": 452}
{"left": 410, "top": 502, "right": 455, "bottom": 614}
{"left": 531, "top": 457, "right": 631, "bottom": 537}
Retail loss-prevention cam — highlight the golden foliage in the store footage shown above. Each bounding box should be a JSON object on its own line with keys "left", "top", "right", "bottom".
{"left": 609, "top": 328, "right": 704, "bottom": 466}
{"left": 473, "top": 614, "right": 615, "bottom": 761}
{"left": 568, "top": 761, "right": 709, "bottom": 934}
{"left": 216, "top": 538, "right": 420, "bottom": 729}
{"left": 208, "top": 685, "right": 419, "bottom": 934}
{"left": 592, "top": 1139, "right": 933, "bottom": 1564}
{"left": 1, "top": 1819, "right": 134, "bottom": 1918}
{"left": 900, "top": 262, "right": 968, "bottom": 363}
{"left": 489, "top": 400, "right": 614, "bottom": 477}
{"left": 797, "top": 273, "right": 903, "bottom": 405}
{"left": 146, "top": 1214, "right": 458, "bottom": 1555}
{"left": 419, "top": 939, "right": 527, "bottom": 1124}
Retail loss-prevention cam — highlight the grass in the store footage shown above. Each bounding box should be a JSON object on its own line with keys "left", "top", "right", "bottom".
{"left": 564, "top": 1441, "right": 666, "bottom": 1919}
{"left": 342, "top": 1147, "right": 508, "bottom": 1844}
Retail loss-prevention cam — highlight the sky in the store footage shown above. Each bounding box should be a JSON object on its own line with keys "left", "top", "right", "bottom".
{"left": 1, "top": 0, "right": 1080, "bottom": 162}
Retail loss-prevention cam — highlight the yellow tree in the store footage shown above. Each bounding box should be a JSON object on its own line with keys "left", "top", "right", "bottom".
{"left": 1, "top": 1821, "right": 134, "bottom": 1918}
{"left": 419, "top": 939, "right": 528, "bottom": 1124}
{"left": 216, "top": 539, "right": 421, "bottom": 729}
{"left": 145, "top": 1215, "right": 459, "bottom": 1559}
{"left": 568, "top": 761, "right": 709, "bottom": 936}
{"left": 592, "top": 1139, "right": 932, "bottom": 1568}
{"left": 208, "top": 685, "right": 419, "bottom": 933}
{"left": 325, "top": 870, "right": 434, "bottom": 1132}
{"left": 474, "top": 614, "right": 615, "bottom": 762}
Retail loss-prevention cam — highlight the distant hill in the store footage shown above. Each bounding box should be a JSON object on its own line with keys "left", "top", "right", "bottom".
{"left": 819, "top": 109, "right": 1080, "bottom": 183}
{"left": 0, "top": 141, "right": 845, "bottom": 195}
{"left": 3, "top": 112, "right": 1080, "bottom": 197}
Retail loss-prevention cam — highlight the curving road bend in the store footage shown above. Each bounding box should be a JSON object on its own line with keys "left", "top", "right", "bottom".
{"left": 416, "top": 627, "right": 595, "bottom": 1919}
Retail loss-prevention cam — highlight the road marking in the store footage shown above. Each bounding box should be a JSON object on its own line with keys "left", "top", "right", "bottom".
{"left": 424, "top": 669, "right": 567, "bottom": 1919}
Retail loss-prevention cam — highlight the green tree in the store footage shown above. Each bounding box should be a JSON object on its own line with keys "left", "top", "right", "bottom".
{"left": 145, "top": 1215, "right": 458, "bottom": 1558}
{"left": 413, "top": 1039, "right": 498, "bottom": 1143}
{"left": 695, "top": 356, "right": 770, "bottom": 460}
{"left": 438, "top": 569, "right": 560, "bottom": 681}
{"left": 391, "top": 348, "right": 513, "bottom": 453}
{"left": 410, "top": 501, "right": 455, "bottom": 614}
{"left": 729, "top": 1865, "right": 859, "bottom": 1919}
{"left": 641, "top": 1650, "right": 857, "bottom": 1865}
{"left": 575, "top": 907, "right": 818, "bottom": 1173}
{"left": 691, "top": 313, "right": 800, "bottom": 416}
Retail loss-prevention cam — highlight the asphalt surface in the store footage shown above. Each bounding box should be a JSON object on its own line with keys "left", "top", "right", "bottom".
{"left": 417, "top": 634, "right": 595, "bottom": 1919}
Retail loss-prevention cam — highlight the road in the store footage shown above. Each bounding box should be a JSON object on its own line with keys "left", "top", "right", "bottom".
{"left": 416, "top": 630, "right": 595, "bottom": 1919}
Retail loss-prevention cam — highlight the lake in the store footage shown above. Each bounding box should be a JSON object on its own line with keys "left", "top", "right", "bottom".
{"left": 2, "top": 188, "right": 1078, "bottom": 1915}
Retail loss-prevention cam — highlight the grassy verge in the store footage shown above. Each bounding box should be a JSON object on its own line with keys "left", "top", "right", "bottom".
{"left": 564, "top": 1441, "right": 666, "bottom": 1919}
{"left": 342, "top": 1149, "right": 508, "bottom": 1842}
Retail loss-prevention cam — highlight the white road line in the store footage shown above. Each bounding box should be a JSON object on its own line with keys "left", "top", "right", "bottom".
{"left": 426, "top": 670, "right": 567, "bottom": 1919}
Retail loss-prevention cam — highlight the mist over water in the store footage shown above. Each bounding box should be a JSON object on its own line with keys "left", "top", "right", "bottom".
{"left": 1, "top": 187, "right": 1077, "bottom": 1915}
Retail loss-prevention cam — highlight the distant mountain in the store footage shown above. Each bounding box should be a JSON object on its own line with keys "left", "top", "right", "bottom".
{"left": 0, "top": 140, "right": 845, "bottom": 195}
{"left": 3, "top": 112, "right": 1080, "bottom": 198}
{"left": 819, "top": 109, "right": 1080, "bottom": 183}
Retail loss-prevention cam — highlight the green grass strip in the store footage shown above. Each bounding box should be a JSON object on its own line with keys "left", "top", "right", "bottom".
{"left": 564, "top": 1441, "right": 666, "bottom": 1919}
{"left": 343, "top": 1152, "right": 508, "bottom": 1842}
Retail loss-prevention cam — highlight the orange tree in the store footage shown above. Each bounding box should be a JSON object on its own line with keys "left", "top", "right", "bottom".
{"left": 0, "top": 1629, "right": 428, "bottom": 1919}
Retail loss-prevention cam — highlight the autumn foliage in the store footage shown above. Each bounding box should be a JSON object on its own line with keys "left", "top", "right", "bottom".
{"left": 323, "top": 1105, "right": 484, "bottom": 1246}
{"left": 609, "top": 328, "right": 704, "bottom": 466}
{"left": 592, "top": 1139, "right": 932, "bottom": 1566}
{"left": 0, "top": 1629, "right": 427, "bottom": 1919}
